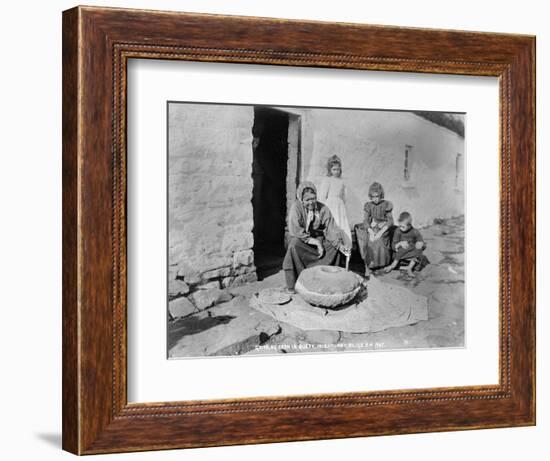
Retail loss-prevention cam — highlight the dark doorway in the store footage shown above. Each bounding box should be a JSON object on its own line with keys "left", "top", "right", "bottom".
{"left": 251, "top": 107, "right": 290, "bottom": 279}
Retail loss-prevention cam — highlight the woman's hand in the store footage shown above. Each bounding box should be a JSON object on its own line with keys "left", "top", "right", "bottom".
{"left": 415, "top": 241, "right": 424, "bottom": 250}
{"left": 339, "top": 244, "right": 352, "bottom": 256}
{"left": 316, "top": 241, "right": 325, "bottom": 258}
{"left": 309, "top": 238, "right": 324, "bottom": 258}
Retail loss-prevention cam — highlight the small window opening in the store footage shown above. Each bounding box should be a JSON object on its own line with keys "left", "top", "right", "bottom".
{"left": 455, "top": 152, "right": 463, "bottom": 187}
{"left": 404, "top": 145, "right": 413, "bottom": 181}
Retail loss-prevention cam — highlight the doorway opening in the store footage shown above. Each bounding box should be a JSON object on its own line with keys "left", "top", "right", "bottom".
{"left": 251, "top": 107, "right": 301, "bottom": 280}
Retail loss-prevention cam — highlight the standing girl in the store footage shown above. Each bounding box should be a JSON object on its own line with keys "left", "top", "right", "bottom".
{"left": 317, "top": 155, "right": 352, "bottom": 246}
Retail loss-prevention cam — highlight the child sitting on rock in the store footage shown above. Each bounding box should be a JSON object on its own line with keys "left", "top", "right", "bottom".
{"left": 385, "top": 211, "right": 429, "bottom": 276}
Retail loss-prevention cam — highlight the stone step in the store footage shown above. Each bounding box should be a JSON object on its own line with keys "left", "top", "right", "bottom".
{"left": 168, "top": 295, "right": 280, "bottom": 357}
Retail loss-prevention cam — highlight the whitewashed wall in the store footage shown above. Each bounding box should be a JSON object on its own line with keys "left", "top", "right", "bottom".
{"left": 301, "top": 109, "right": 465, "bottom": 228}
{"left": 168, "top": 103, "right": 256, "bottom": 295}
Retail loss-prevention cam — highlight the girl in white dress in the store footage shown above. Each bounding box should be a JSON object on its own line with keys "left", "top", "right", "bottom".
{"left": 317, "top": 155, "right": 352, "bottom": 247}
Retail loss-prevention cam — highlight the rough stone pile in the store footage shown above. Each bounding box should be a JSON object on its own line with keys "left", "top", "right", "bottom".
{"left": 168, "top": 256, "right": 258, "bottom": 319}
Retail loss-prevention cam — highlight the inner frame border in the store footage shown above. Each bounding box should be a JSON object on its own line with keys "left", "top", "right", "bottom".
{"left": 113, "top": 44, "right": 511, "bottom": 416}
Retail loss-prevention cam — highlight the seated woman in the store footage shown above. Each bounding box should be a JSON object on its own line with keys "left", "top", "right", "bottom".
{"left": 283, "top": 181, "right": 351, "bottom": 292}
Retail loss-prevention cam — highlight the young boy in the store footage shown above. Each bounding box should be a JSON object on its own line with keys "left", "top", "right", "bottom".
{"left": 384, "top": 211, "right": 428, "bottom": 276}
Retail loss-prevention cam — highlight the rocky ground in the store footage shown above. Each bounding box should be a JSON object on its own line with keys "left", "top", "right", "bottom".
{"left": 168, "top": 216, "right": 465, "bottom": 358}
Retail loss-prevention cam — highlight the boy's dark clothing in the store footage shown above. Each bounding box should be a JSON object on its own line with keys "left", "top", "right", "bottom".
{"left": 392, "top": 226, "right": 428, "bottom": 268}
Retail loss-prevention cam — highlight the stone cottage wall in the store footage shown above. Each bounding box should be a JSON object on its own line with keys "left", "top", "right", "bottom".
{"left": 168, "top": 103, "right": 257, "bottom": 317}
{"left": 301, "top": 110, "right": 465, "bottom": 229}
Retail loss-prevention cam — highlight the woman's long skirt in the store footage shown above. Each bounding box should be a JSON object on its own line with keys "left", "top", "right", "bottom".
{"left": 354, "top": 224, "right": 392, "bottom": 268}
{"left": 283, "top": 237, "right": 341, "bottom": 289}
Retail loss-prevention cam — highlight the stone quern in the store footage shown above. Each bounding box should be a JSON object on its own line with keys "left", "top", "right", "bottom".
{"left": 294, "top": 265, "right": 363, "bottom": 308}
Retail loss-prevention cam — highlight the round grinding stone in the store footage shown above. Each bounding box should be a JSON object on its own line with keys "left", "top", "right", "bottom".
{"left": 295, "top": 265, "right": 362, "bottom": 308}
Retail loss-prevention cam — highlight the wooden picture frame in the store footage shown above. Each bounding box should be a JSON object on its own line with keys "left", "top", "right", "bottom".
{"left": 62, "top": 5, "right": 535, "bottom": 455}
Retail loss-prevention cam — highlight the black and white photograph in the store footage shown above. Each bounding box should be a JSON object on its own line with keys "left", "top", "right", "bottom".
{"left": 2, "top": 0, "right": 543, "bottom": 459}
{"left": 167, "top": 102, "right": 465, "bottom": 358}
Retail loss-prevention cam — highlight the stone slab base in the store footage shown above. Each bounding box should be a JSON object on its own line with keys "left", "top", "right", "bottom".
{"left": 250, "top": 276, "right": 428, "bottom": 333}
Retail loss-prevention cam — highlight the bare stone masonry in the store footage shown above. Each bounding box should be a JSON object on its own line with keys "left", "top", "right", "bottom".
{"left": 168, "top": 104, "right": 257, "bottom": 317}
